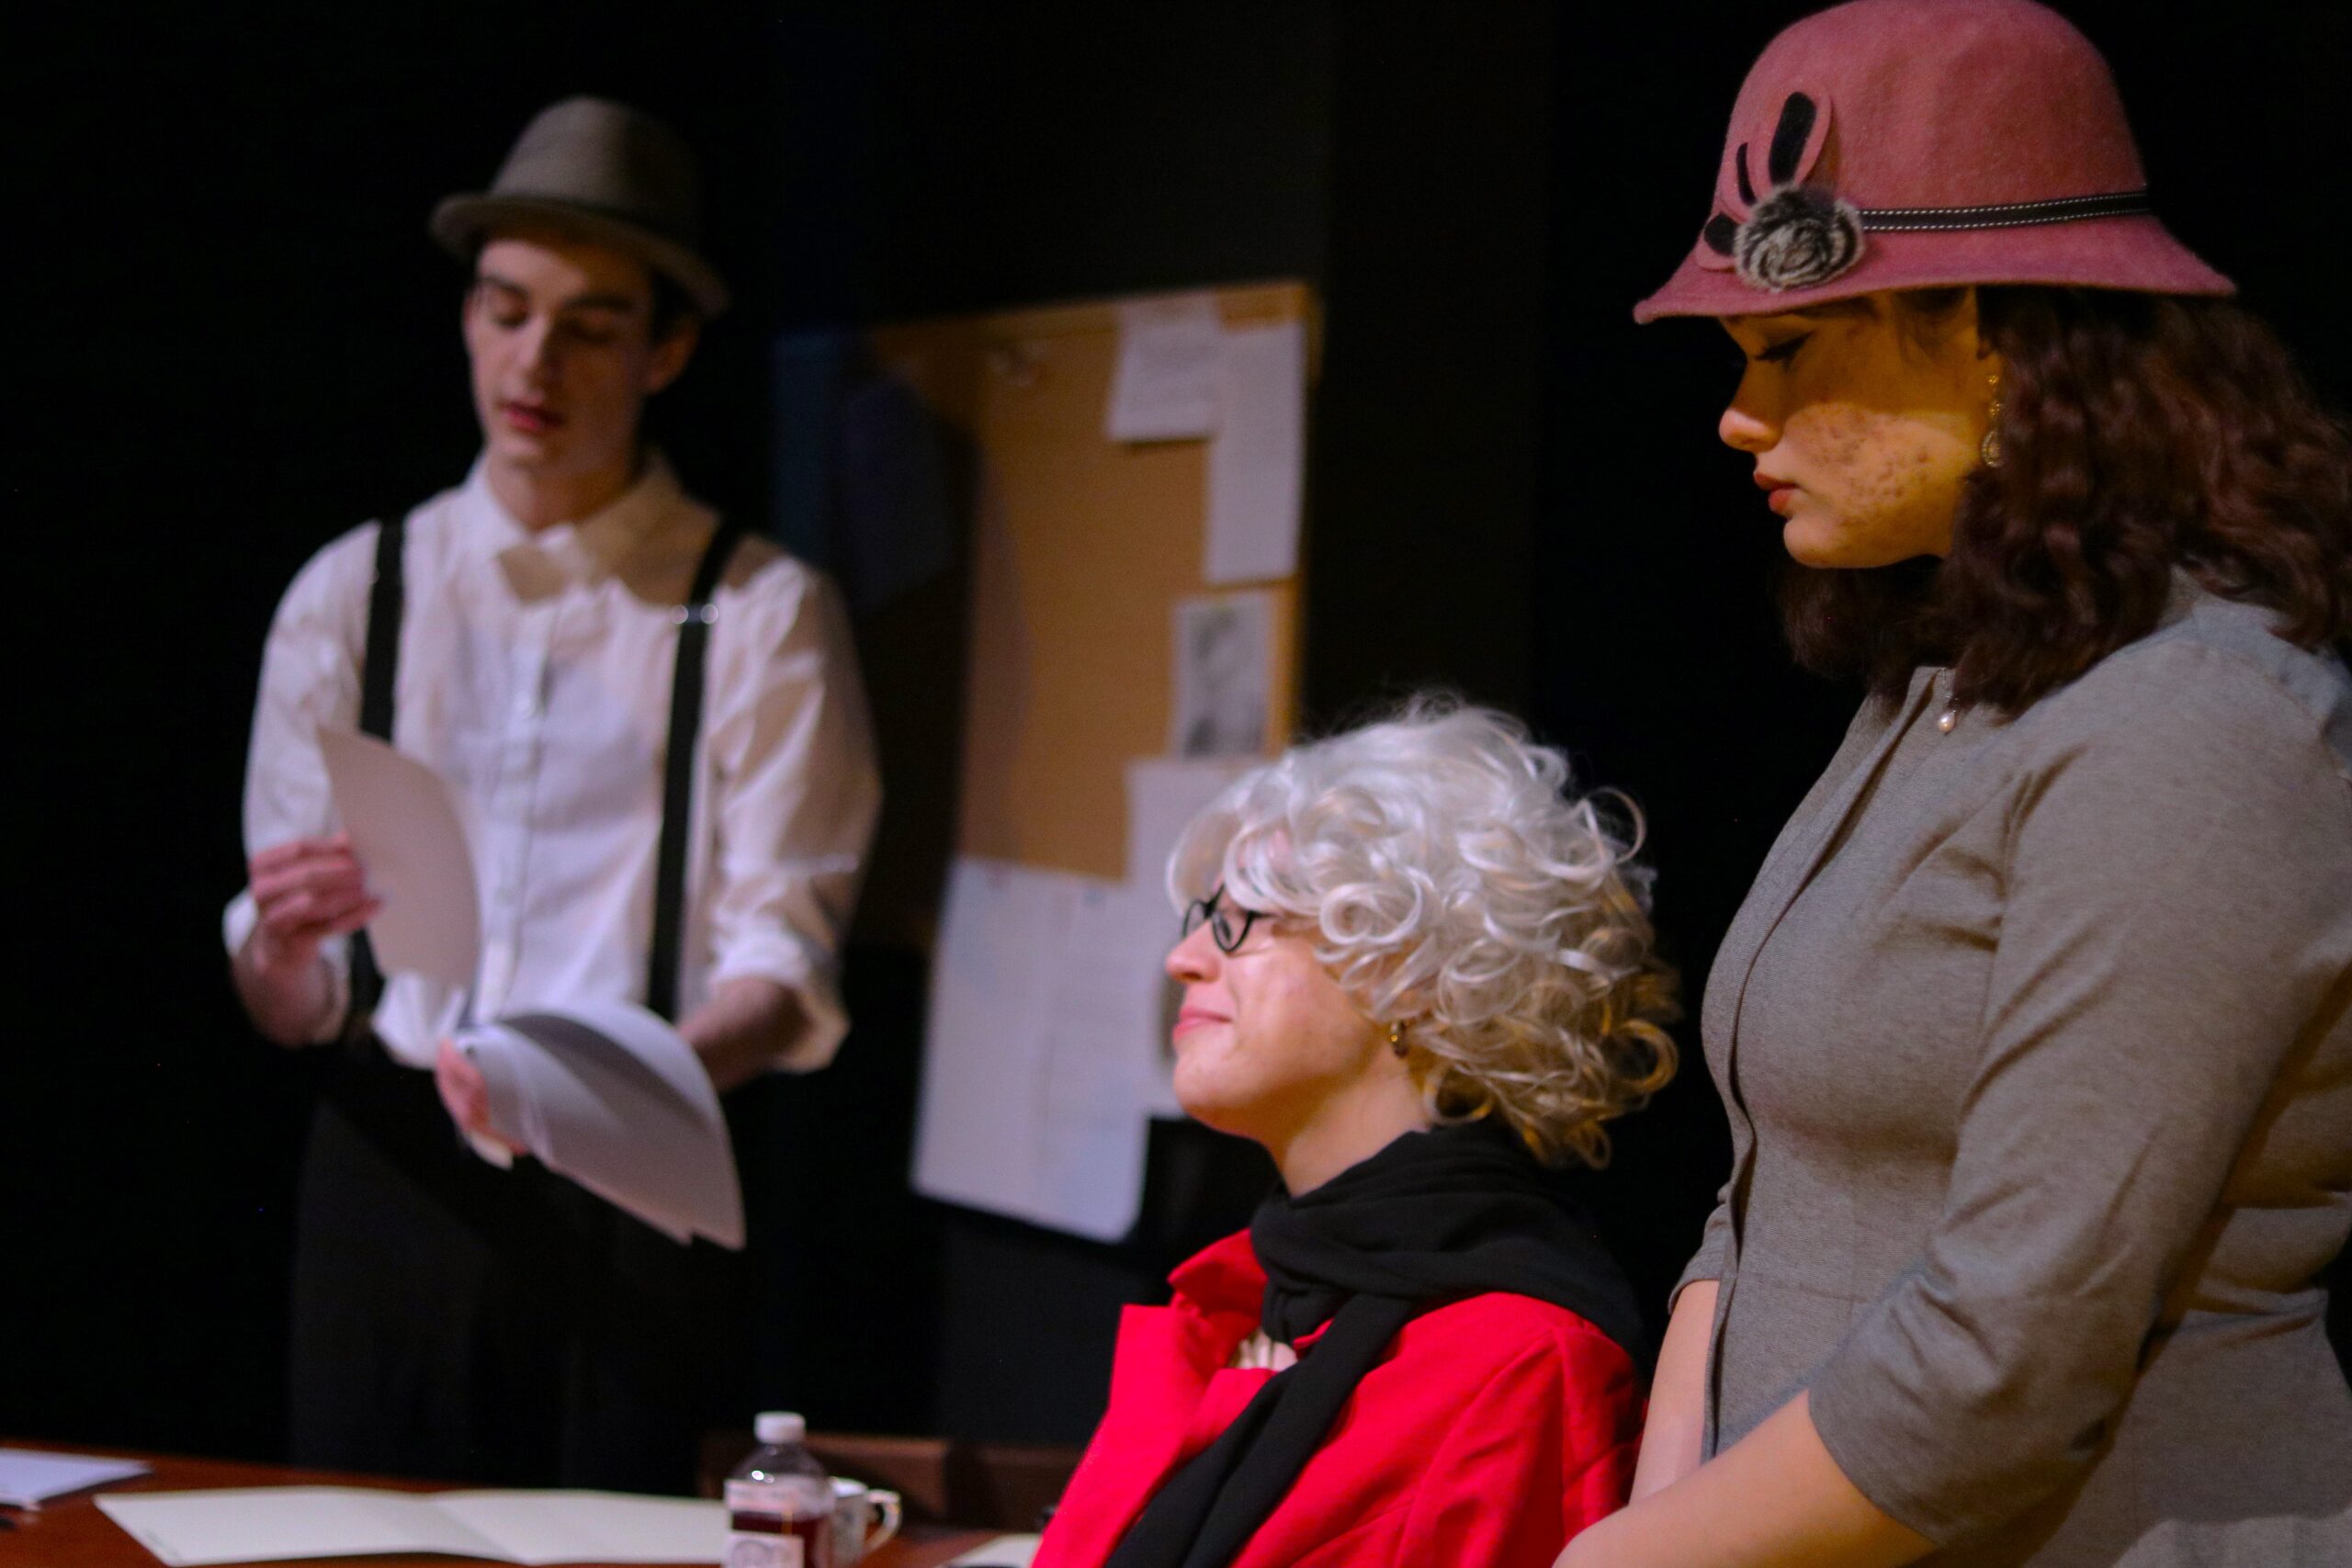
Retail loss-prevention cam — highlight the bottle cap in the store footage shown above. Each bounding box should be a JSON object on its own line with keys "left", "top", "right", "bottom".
{"left": 754, "top": 1411, "right": 806, "bottom": 1446}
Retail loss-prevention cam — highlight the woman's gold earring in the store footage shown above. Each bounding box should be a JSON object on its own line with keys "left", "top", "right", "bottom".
{"left": 1981, "top": 371, "right": 2004, "bottom": 468}
{"left": 1388, "top": 1021, "right": 1408, "bottom": 1058}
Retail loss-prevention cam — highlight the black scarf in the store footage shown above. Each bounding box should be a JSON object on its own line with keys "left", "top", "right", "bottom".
{"left": 1102, "top": 1121, "right": 1646, "bottom": 1568}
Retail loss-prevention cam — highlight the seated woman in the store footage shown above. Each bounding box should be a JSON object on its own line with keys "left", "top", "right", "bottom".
{"left": 1033, "top": 702, "right": 1679, "bottom": 1568}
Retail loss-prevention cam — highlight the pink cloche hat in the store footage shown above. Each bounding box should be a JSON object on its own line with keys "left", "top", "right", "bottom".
{"left": 1635, "top": 0, "right": 2233, "bottom": 322}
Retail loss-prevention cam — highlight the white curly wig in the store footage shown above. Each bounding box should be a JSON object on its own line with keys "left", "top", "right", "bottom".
{"left": 1167, "top": 698, "right": 1679, "bottom": 1167}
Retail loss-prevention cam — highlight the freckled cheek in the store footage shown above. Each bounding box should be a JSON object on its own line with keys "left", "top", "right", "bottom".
{"left": 1790, "top": 407, "right": 1955, "bottom": 525}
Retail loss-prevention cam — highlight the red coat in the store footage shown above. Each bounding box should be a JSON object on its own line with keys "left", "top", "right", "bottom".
{"left": 1033, "top": 1230, "right": 1641, "bottom": 1568}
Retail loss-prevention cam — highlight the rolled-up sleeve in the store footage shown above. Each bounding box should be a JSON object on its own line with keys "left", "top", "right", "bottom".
{"left": 223, "top": 525, "right": 374, "bottom": 1041}
{"left": 702, "top": 564, "right": 881, "bottom": 1071}
{"left": 1808, "top": 644, "right": 2352, "bottom": 1543}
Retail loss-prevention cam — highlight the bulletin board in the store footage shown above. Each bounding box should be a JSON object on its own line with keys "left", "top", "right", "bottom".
{"left": 866, "top": 280, "right": 1317, "bottom": 885}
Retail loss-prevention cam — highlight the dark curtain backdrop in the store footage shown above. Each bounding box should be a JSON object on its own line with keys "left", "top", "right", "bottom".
{"left": 9, "top": 0, "right": 2345, "bottom": 1460}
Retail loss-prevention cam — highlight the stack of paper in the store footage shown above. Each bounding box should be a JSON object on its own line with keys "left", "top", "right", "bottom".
{"left": 96, "top": 1487, "right": 725, "bottom": 1567}
{"left": 463, "top": 1000, "right": 744, "bottom": 1248}
{"left": 318, "top": 728, "right": 744, "bottom": 1249}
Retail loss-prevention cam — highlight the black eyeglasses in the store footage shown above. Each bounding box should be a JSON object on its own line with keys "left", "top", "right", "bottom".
{"left": 1182, "top": 886, "right": 1261, "bottom": 954}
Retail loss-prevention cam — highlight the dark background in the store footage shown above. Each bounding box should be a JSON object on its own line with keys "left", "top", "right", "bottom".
{"left": 9, "top": 0, "right": 2347, "bottom": 1460}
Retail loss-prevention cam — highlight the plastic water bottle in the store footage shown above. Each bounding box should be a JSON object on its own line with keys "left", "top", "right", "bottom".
{"left": 725, "top": 1411, "right": 835, "bottom": 1568}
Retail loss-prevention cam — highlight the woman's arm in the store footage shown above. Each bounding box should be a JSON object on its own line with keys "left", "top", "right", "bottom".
{"left": 1560, "top": 1392, "right": 1931, "bottom": 1568}
{"left": 1627, "top": 1279, "right": 1715, "bottom": 1500}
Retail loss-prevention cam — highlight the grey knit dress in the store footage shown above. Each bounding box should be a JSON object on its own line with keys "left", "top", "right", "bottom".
{"left": 1685, "top": 583, "right": 2352, "bottom": 1565}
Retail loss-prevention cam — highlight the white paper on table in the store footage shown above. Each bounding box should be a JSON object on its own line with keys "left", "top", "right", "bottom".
{"left": 914, "top": 860, "right": 1161, "bottom": 1240}
{"left": 461, "top": 999, "right": 744, "bottom": 1249}
{"left": 1125, "top": 757, "right": 1258, "bottom": 1119}
{"left": 438, "top": 1492, "right": 729, "bottom": 1564}
{"left": 1204, "top": 320, "right": 1306, "bottom": 584}
{"left": 1170, "top": 592, "right": 1275, "bottom": 760}
{"left": 0, "top": 1447, "right": 150, "bottom": 1507}
{"left": 1104, "top": 294, "right": 1225, "bottom": 442}
{"left": 96, "top": 1487, "right": 726, "bottom": 1566}
{"left": 944, "top": 1534, "right": 1043, "bottom": 1567}
{"left": 96, "top": 1490, "right": 502, "bottom": 1565}
{"left": 317, "top": 727, "right": 483, "bottom": 989}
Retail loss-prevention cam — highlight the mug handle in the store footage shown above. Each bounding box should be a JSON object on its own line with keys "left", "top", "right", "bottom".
{"left": 864, "top": 1489, "right": 902, "bottom": 1551}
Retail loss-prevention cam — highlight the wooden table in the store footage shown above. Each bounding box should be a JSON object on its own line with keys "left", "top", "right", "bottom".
{"left": 0, "top": 1444, "right": 999, "bottom": 1568}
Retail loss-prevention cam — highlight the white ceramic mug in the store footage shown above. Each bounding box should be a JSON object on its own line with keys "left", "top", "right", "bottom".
{"left": 829, "top": 1476, "right": 903, "bottom": 1565}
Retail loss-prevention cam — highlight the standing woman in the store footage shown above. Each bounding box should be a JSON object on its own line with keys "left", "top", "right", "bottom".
{"left": 1565, "top": 3, "right": 2352, "bottom": 1565}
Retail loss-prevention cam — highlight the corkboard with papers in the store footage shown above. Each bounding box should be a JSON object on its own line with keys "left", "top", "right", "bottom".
{"left": 880, "top": 280, "right": 1316, "bottom": 1241}
{"left": 866, "top": 280, "right": 1315, "bottom": 884}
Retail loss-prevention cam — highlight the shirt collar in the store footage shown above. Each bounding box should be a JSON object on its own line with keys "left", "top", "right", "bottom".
{"left": 457, "top": 451, "right": 687, "bottom": 588}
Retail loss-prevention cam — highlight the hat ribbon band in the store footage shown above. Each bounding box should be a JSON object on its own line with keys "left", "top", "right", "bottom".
{"left": 1855, "top": 189, "right": 2152, "bottom": 233}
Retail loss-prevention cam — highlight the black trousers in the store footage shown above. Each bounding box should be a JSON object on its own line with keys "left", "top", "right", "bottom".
{"left": 288, "top": 1043, "right": 729, "bottom": 1492}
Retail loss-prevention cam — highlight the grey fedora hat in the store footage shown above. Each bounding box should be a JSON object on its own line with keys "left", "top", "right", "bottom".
{"left": 431, "top": 96, "right": 729, "bottom": 318}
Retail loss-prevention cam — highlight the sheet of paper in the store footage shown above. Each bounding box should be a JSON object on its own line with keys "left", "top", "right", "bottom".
{"left": 317, "top": 727, "right": 482, "bottom": 989}
{"left": 914, "top": 859, "right": 1158, "bottom": 1240}
{"left": 0, "top": 1447, "right": 149, "bottom": 1507}
{"left": 1124, "top": 757, "right": 1256, "bottom": 888}
{"left": 944, "top": 1534, "right": 1043, "bottom": 1567}
{"left": 95, "top": 1488, "right": 727, "bottom": 1567}
{"left": 1125, "top": 757, "right": 1257, "bottom": 1119}
{"left": 1040, "top": 879, "right": 1181, "bottom": 1206}
{"left": 96, "top": 1489, "right": 502, "bottom": 1566}
{"left": 1104, "top": 293, "right": 1225, "bottom": 442}
{"left": 438, "top": 1491, "right": 728, "bottom": 1565}
{"left": 1204, "top": 320, "right": 1306, "bottom": 583}
{"left": 462, "top": 998, "right": 744, "bottom": 1249}
{"left": 1170, "top": 592, "right": 1275, "bottom": 759}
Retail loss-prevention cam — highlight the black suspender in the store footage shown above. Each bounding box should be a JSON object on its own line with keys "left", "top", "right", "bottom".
{"left": 340, "top": 514, "right": 407, "bottom": 1042}
{"left": 344, "top": 510, "right": 746, "bottom": 1032}
{"left": 646, "top": 520, "right": 746, "bottom": 1022}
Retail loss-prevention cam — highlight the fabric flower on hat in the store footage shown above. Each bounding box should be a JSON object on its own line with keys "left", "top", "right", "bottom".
{"left": 1700, "top": 91, "right": 1868, "bottom": 294}
{"left": 1736, "top": 185, "right": 1865, "bottom": 291}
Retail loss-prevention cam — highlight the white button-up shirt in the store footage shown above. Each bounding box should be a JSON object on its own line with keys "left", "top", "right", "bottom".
{"left": 226, "top": 455, "right": 880, "bottom": 1071}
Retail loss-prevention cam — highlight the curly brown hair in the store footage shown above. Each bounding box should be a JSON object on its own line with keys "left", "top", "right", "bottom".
{"left": 1776, "top": 288, "right": 2352, "bottom": 708}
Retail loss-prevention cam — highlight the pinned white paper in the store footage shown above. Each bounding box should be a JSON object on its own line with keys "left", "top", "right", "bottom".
{"left": 1125, "top": 757, "right": 1257, "bottom": 888}
{"left": 1125, "top": 758, "right": 1257, "bottom": 1118}
{"left": 914, "top": 860, "right": 1170, "bottom": 1239}
{"left": 1205, "top": 320, "right": 1306, "bottom": 583}
{"left": 316, "top": 728, "right": 482, "bottom": 989}
{"left": 1104, "top": 294, "right": 1226, "bottom": 442}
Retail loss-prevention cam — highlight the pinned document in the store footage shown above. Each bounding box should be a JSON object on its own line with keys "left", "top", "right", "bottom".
{"left": 1204, "top": 320, "right": 1306, "bottom": 583}
{"left": 1104, "top": 294, "right": 1226, "bottom": 442}
{"left": 1171, "top": 592, "right": 1275, "bottom": 759}
{"left": 914, "top": 860, "right": 1174, "bottom": 1239}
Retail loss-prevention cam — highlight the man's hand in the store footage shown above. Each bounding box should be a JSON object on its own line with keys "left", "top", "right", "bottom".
{"left": 435, "top": 1038, "right": 523, "bottom": 1156}
{"left": 246, "top": 833, "right": 378, "bottom": 974}
{"left": 233, "top": 833, "right": 379, "bottom": 1043}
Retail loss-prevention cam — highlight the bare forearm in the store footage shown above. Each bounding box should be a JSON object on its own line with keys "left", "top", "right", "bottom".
{"left": 678, "top": 976, "right": 807, "bottom": 1095}
{"left": 1557, "top": 1393, "right": 1933, "bottom": 1568}
{"left": 232, "top": 936, "right": 337, "bottom": 1046}
{"left": 1630, "top": 1279, "right": 1717, "bottom": 1501}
